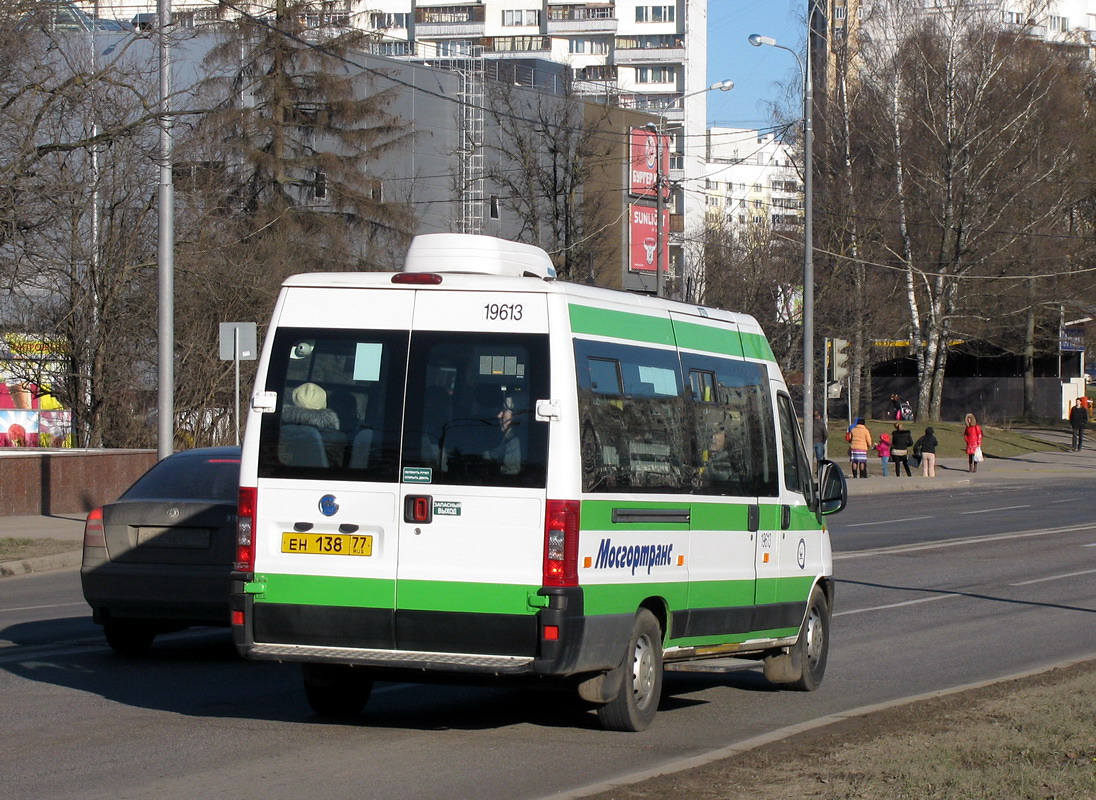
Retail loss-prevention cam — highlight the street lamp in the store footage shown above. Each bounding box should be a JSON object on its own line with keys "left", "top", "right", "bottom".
{"left": 749, "top": 32, "right": 815, "bottom": 457}
{"left": 647, "top": 80, "right": 734, "bottom": 299}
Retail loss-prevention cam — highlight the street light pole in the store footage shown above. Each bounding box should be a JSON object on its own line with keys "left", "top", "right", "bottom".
{"left": 749, "top": 32, "right": 814, "bottom": 457}
{"left": 647, "top": 80, "right": 733, "bottom": 299}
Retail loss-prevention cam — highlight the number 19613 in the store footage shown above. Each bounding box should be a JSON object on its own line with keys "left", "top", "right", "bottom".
{"left": 484, "top": 303, "right": 523, "bottom": 321}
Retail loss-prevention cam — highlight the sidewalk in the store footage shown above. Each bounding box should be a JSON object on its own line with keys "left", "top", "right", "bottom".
{"left": 1, "top": 431, "right": 1091, "bottom": 577}
{"left": 843, "top": 428, "right": 1093, "bottom": 495}
{"left": 0, "top": 512, "right": 86, "bottom": 577}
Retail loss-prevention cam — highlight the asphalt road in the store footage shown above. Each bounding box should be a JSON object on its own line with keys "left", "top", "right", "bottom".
{"left": 2, "top": 483, "right": 1094, "bottom": 800}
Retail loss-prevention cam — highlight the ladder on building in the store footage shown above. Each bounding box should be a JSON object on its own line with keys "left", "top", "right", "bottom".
{"left": 457, "top": 46, "right": 485, "bottom": 235}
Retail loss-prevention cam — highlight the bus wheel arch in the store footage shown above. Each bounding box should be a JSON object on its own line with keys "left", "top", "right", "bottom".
{"left": 763, "top": 581, "right": 831, "bottom": 691}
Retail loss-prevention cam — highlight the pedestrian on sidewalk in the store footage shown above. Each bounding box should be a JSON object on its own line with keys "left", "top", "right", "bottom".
{"left": 1069, "top": 397, "right": 1088, "bottom": 451}
{"left": 875, "top": 432, "right": 892, "bottom": 477}
{"left": 916, "top": 426, "right": 939, "bottom": 477}
{"left": 890, "top": 423, "right": 914, "bottom": 477}
{"left": 964, "top": 413, "right": 984, "bottom": 473}
{"left": 812, "top": 410, "right": 827, "bottom": 465}
{"left": 847, "top": 418, "right": 873, "bottom": 479}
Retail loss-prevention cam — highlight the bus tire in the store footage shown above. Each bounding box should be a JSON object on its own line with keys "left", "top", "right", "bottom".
{"left": 596, "top": 609, "right": 663, "bottom": 732}
{"left": 302, "top": 663, "right": 373, "bottom": 719}
{"left": 767, "top": 585, "right": 830, "bottom": 691}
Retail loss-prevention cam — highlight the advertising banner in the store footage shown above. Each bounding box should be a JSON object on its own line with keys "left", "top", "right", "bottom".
{"left": 629, "top": 203, "right": 669, "bottom": 274}
{"left": 629, "top": 127, "right": 670, "bottom": 199}
{"left": 0, "top": 409, "right": 72, "bottom": 447}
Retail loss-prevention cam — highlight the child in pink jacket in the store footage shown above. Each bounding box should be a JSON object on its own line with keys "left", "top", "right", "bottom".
{"left": 875, "top": 432, "right": 892, "bottom": 477}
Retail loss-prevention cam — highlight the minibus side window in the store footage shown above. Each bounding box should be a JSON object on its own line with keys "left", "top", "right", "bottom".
{"left": 575, "top": 340, "right": 690, "bottom": 493}
{"left": 681, "top": 354, "right": 779, "bottom": 498}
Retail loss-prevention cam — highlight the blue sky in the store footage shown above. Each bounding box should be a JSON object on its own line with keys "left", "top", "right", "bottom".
{"left": 707, "top": 0, "right": 804, "bottom": 127}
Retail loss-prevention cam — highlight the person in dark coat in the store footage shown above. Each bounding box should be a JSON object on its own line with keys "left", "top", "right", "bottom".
{"left": 915, "top": 426, "right": 939, "bottom": 478}
{"left": 890, "top": 423, "right": 914, "bottom": 477}
{"left": 1069, "top": 397, "right": 1088, "bottom": 451}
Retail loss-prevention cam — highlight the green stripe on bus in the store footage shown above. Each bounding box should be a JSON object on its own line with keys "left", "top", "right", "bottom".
{"left": 670, "top": 320, "right": 776, "bottom": 362}
{"left": 397, "top": 579, "right": 538, "bottom": 615}
{"left": 671, "top": 320, "right": 745, "bottom": 359}
{"left": 254, "top": 573, "right": 539, "bottom": 615}
{"left": 579, "top": 580, "right": 690, "bottom": 616}
{"left": 580, "top": 499, "right": 821, "bottom": 533}
{"left": 568, "top": 304, "right": 675, "bottom": 346}
{"left": 255, "top": 573, "right": 394, "bottom": 607}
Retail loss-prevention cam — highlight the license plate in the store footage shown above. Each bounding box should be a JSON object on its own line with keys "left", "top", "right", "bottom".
{"left": 280, "top": 532, "right": 373, "bottom": 556}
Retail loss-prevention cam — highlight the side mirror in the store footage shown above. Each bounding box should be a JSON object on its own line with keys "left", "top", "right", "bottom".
{"left": 816, "top": 460, "right": 848, "bottom": 515}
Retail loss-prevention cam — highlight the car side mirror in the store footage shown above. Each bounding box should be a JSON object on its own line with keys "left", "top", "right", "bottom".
{"left": 816, "top": 460, "right": 848, "bottom": 515}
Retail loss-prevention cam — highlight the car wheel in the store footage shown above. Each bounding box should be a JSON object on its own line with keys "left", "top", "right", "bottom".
{"left": 596, "top": 609, "right": 663, "bottom": 732}
{"left": 302, "top": 663, "right": 373, "bottom": 719}
{"left": 788, "top": 585, "right": 830, "bottom": 691}
{"left": 103, "top": 620, "right": 157, "bottom": 656}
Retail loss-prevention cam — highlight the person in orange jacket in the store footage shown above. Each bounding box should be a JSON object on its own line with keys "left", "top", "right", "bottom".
{"left": 846, "top": 418, "right": 873, "bottom": 479}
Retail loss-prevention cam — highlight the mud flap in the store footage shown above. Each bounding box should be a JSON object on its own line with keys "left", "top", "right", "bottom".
{"left": 577, "top": 662, "right": 626, "bottom": 704}
{"left": 763, "top": 647, "right": 802, "bottom": 684}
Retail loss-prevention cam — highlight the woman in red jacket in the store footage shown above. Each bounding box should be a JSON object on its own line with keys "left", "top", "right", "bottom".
{"left": 964, "top": 413, "right": 983, "bottom": 473}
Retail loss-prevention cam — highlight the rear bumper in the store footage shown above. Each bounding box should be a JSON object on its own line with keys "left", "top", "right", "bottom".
{"left": 81, "top": 562, "right": 230, "bottom": 625}
{"left": 232, "top": 580, "right": 631, "bottom": 678}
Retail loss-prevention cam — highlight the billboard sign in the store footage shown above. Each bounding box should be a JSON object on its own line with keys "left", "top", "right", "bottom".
{"left": 629, "top": 127, "right": 669, "bottom": 199}
{"left": 629, "top": 203, "right": 669, "bottom": 274}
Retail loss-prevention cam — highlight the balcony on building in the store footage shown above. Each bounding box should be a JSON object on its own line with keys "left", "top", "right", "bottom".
{"left": 478, "top": 35, "right": 551, "bottom": 55}
{"left": 546, "top": 4, "right": 618, "bottom": 34}
{"left": 572, "top": 63, "right": 619, "bottom": 95}
{"left": 414, "top": 5, "right": 486, "bottom": 38}
{"left": 611, "top": 34, "right": 685, "bottom": 64}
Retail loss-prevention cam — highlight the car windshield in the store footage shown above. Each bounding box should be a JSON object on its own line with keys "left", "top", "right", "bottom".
{"left": 122, "top": 453, "right": 241, "bottom": 502}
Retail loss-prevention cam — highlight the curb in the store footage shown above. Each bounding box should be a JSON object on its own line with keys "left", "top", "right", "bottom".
{"left": 0, "top": 548, "right": 82, "bottom": 578}
{"left": 543, "top": 654, "right": 1096, "bottom": 800}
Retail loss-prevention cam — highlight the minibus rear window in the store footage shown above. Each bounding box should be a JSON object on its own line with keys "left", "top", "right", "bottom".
{"left": 401, "top": 332, "right": 550, "bottom": 488}
{"left": 257, "top": 329, "right": 409, "bottom": 481}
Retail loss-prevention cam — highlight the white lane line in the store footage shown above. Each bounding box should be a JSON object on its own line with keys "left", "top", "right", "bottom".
{"left": 1050, "top": 498, "right": 1082, "bottom": 504}
{"left": 961, "top": 504, "right": 1031, "bottom": 515}
{"left": 1084, "top": 543, "right": 1096, "bottom": 547}
{"left": 835, "top": 522, "right": 1096, "bottom": 560}
{"left": 845, "top": 516, "right": 934, "bottom": 528}
{"left": 1010, "top": 568, "right": 1096, "bottom": 587}
{"left": 834, "top": 593, "right": 959, "bottom": 617}
{"left": 3, "top": 602, "right": 87, "bottom": 613}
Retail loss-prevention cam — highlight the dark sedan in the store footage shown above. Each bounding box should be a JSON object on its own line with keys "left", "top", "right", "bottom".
{"left": 80, "top": 447, "right": 240, "bottom": 655}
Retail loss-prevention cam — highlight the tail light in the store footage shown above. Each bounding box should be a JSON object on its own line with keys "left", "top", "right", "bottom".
{"left": 236, "top": 486, "right": 256, "bottom": 571}
{"left": 543, "top": 500, "right": 580, "bottom": 587}
{"left": 83, "top": 508, "right": 105, "bottom": 548}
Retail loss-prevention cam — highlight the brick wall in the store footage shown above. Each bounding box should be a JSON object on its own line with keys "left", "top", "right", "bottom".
{"left": 0, "top": 450, "right": 157, "bottom": 517}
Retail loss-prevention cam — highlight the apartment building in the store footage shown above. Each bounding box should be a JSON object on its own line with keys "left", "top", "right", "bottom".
{"left": 82, "top": 0, "right": 709, "bottom": 292}
{"left": 701, "top": 127, "right": 802, "bottom": 233}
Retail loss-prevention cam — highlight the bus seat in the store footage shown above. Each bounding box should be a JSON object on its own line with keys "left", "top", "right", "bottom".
{"left": 279, "top": 424, "right": 328, "bottom": 468}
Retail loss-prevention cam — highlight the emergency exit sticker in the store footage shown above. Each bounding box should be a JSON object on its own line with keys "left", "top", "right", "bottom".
{"left": 402, "top": 467, "right": 433, "bottom": 483}
{"left": 433, "top": 501, "right": 462, "bottom": 517}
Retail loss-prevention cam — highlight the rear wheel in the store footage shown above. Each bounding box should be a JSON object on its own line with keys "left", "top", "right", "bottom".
{"left": 596, "top": 609, "right": 663, "bottom": 732}
{"left": 302, "top": 663, "right": 374, "bottom": 719}
{"left": 102, "top": 620, "right": 157, "bottom": 656}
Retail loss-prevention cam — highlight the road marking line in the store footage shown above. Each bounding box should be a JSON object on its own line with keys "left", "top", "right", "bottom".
{"left": 3, "top": 602, "right": 87, "bottom": 613}
{"left": 835, "top": 522, "right": 1096, "bottom": 560}
{"left": 961, "top": 504, "right": 1031, "bottom": 515}
{"left": 1050, "top": 498, "right": 1082, "bottom": 504}
{"left": 846, "top": 516, "right": 934, "bottom": 528}
{"left": 1010, "top": 568, "right": 1096, "bottom": 586}
{"left": 835, "top": 594, "right": 959, "bottom": 617}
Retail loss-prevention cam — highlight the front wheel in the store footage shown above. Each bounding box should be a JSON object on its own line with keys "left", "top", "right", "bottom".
{"left": 789, "top": 585, "right": 830, "bottom": 691}
{"left": 596, "top": 609, "right": 664, "bottom": 732}
{"left": 302, "top": 663, "right": 374, "bottom": 719}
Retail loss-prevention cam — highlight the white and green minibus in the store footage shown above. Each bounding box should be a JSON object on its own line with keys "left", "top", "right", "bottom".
{"left": 232, "top": 233, "right": 847, "bottom": 731}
